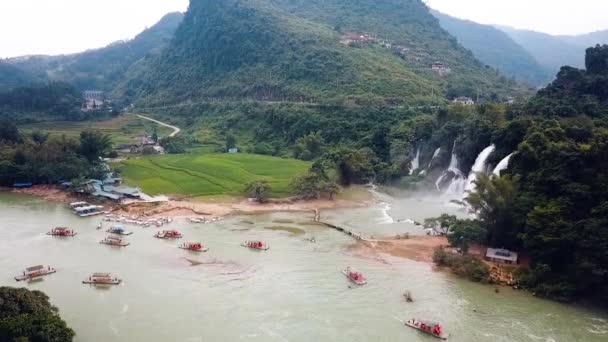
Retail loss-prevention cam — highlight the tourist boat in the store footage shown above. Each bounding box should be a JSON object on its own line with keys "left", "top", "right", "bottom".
{"left": 47, "top": 227, "right": 77, "bottom": 237}
{"left": 179, "top": 242, "right": 209, "bottom": 252}
{"left": 241, "top": 241, "right": 270, "bottom": 250}
{"left": 405, "top": 319, "right": 449, "bottom": 340}
{"left": 82, "top": 273, "right": 122, "bottom": 285}
{"left": 107, "top": 225, "right": 132, "bottom": 235}
{"left": 100, "top": 235, "right": 129, "bottom": 247}
{"left": 154, "top": 230, "right": 182, "bottom": 239}
{"left": 342, "top": 266, "right": 367, "bottom": 285}
{"left": 15, "top": 265, "right": 56, "bottom": 282}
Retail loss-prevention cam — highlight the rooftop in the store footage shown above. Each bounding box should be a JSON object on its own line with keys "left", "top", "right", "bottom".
{"left": 486, "top": 248, "right": 518, "bottom": 262}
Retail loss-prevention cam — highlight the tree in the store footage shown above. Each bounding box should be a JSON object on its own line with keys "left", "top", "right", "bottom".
{"left": 424, "top": 214, "right": 457, "bottom": 235}
{"left": 464, "top": 174, "right": 519, "bottom": 248}
{"left": 0, "top": 119, "right": 20, "bottom": 144}
{"left": 225, "top": 133, "right": 236, "bottom": 152}
{"left": 0, "top": 287, "right": 75, "bottom": 341}
{"left": 31, "top": 130, "right": 49, "bottom": 145}
{"left": 448, "top": 219, "right": 486, "bottom": 253}
{"left": 245, "top": 180, "right": 271, "bottom": 202}
{"left": 291, "top": 170, "right": 339, "bottom": 200}
{"left": 79, "top": 130, "right": 112, "bottom": 162}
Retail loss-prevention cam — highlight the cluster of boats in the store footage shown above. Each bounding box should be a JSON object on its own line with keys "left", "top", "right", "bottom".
{"left": 103, "top": 214, "right": 172, "bottom": 228}
{"left": 15, "top": 265, "right": 121, "bottom": 286}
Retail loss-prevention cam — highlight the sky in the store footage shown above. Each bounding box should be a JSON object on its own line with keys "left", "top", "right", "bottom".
{"left": 0, "top": 0, "right": 189, "bottom": 58}
{"left": 1, "top": 0, "right": 607, "bottom": 58}
{"left": 427, "top": 0, "right": 608, "bottom": 36}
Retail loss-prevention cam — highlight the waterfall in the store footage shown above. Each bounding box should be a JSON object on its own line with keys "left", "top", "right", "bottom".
{"left": 435, "top": 142, "right": 466, "bottom": 192}
{"left": 493, "top": 153, "right": 514, "bottom": 176}
{"left": 463, "top": 145, "right": 496, "bottom": 196}
{"left": 409, "top": 147, "right": 420, "bottom": 175}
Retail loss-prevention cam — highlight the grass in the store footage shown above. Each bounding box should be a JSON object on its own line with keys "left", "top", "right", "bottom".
{"left": 118, "top": 153, "right": 311, "bottom": 196}
{"left": 20, "top": 113, "right": 173, "bottom": 145}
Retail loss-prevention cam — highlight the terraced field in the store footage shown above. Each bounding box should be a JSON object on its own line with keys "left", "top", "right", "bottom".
{"left": 20, "top": 113, "right": 172, "bottom": 145}
{"left": 118, "top": 153, "right": 311, "bottom": 197}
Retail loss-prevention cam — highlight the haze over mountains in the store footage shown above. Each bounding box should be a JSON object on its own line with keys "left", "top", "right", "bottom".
{"left": 432, "top": 10, "right": 608, "bottom": 86}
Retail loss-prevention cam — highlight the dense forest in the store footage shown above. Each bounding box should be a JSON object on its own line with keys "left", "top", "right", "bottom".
{"left": 117, "top": 0, "right": 529, "bottom": 107}
{"left": 0, "top": 120, "right": 112, "bottom": 185}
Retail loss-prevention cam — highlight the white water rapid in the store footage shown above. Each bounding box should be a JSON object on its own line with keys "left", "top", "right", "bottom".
{"left": 463, "top": 145, "right": 496, "bottom": 197}
{"left": 408, "top": 147, "right": 420, "bottom": 175}
{"left": 493, "top": 152, "right": 514, "bottom": 176}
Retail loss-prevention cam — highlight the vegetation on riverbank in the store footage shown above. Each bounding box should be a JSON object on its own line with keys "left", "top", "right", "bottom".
{"left": 117, "top": 153, "right": 310, "bottom": 197}
{"left": 0, "top": 287, "right": 75, "bottom": 341}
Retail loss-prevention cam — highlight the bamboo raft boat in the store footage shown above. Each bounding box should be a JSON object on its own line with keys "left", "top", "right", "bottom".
{"left": 47, "top": 227, "right": 77, "bottom": 237}
{"left": 342, "top": 266, "right": 367, "bottom": 285}
{"left": 15, "top": 265, "right": 56, "bottom": 281}
{"left": 83, "top": 273, "right": 122, "bottom": 285}
{"left": 179, "top": 242, "right": 209, "bottom": 252}
{"left": 100, "top": 236, "right": 129, "bottom": 247}
{"left": 154, "top": 230, "right": 182, "bottom": 239}
{"left": 241, "top": 241, "right": 270, "bottom": 250}
{"left": 405, "top": 319, "right": 449, "bottom": 340}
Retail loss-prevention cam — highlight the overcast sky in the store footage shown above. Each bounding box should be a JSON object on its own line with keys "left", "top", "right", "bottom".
{"left": 1, "top": 0, "right": 607, "bottom": 58}
{"left": 427, "top": 0, "right": 608, "bottom": 36}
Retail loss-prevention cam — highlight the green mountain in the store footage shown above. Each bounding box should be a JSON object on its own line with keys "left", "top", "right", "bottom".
{"left": 431, "top": 10, "right": 551, "bottom": 86}
{"left": 497, "top": 26, "right": 588, "bottom": 72}
{"left": 0, "top": 62, "right": 36, "bottom": 92}
{"left": 8, "top": 12, "right": 183, "bottom": 92}
{"left": 117, "top": 0, "right": 528, "bottom": 106}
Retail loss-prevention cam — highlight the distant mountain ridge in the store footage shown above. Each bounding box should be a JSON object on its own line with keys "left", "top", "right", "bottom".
{"left": 7, "top": 12, "right": 184, "bottom": 92}
{"left": 432, "top": 10, "right": 551, "bottom": 86}
{"left": 115, "top": 0, "right": 528, "bottom": 106}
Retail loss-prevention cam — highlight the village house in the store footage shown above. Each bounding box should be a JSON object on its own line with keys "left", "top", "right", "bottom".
{"left": 485, "top": 248, "right": 518, "bottom": 265}
{"left": 341, "top": 33, "right": 373, "bottom": 46}
{"left": 82, "top": 90, "right": 104, "bottom": 111}
{"left": 452, "top": 96, "right": 475, "bottom": 106}
{"left": 431, "top": 62, "right": 452, "bottom": 76}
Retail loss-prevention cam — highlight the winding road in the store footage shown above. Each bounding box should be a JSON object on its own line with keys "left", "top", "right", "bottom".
{"left": 137, "top": 114, "right": 181, "bottom": 137}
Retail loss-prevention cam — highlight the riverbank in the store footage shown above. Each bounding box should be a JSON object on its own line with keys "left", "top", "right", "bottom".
{"left": 348, "top": 236, "right": 449, "bottom": 263}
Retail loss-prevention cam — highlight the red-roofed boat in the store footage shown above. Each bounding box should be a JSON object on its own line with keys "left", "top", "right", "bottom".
{"left": 15, "top": 265, "right": 56, "bottom": 281}
{"left": 47, "top": 227, "right": 77, "bottom": 237}
{"left": 241, "top": 240, "right": 270, "bottom": 250}
{"left": 405, "top": 319, "right": 449, "bottom": 340}
{"left": 179, "top": 242, "right": 209, "bottom": 252}
{"left": 154, "top": 230, "right": 182, "bottom": 239}
{"left": 342, "top": 266, "right": 367, "bottom": 285}
{"left": 83, "top": 273, "right": 122, "bottom": 285}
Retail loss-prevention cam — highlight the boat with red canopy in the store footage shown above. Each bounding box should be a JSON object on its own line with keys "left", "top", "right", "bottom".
{"left": 241, "top": 240, "right": 270, "bottom": 250}
{"left": 179, "top": 242, "right": 209, "bottom": 252}
{"left": 154, "top": 230, "right": 182, "bottom": 239}
{"left": 47, "top": 227, "right": 77, "bottom": 237}
{"left": 15, "top": 265, "right": 56, "bottom": 281}
{"left": 342, "top": 266, "right": 367, "bottom": 285}
{"left": 405, "top": 319, "right": 449, "bottom": 340}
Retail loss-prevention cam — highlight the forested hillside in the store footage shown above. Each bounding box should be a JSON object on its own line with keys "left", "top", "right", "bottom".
{"left": 0, "top": 62, "right": 36, "bottom": 92}
{"left": 432, "top": 11, "right": 551, "bottom": 86}
{"left": 117, "top": 0, "right": 528, "bottom": 106}
{"left": 0, "top": 82, "right": 85, "bottom": 122}
{"left": 8, "top": 12, "right": 183, "bottom": 92}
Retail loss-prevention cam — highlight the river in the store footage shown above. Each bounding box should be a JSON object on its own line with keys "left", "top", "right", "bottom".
{"left": 0, "top": 192, "right": 606, "bottom": 341}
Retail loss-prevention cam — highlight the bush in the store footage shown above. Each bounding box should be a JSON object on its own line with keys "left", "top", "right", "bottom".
{"left": 432, "top": 247, "right": 490, "bottom": 283}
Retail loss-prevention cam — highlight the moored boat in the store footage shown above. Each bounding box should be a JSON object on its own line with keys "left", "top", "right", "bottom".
{"left": 241, "top": 240, "right": 270, "bottom": 250}
{"left": 100, "top": 235, "right": 129, "bottom": 247}
{"left": 83, "top": 273, "right": 122, "bottom": 285}
{"left": 15, "top": 265, "right": 56, "bottom": 281}
{"left": 179, "top": 242, "right": 209, "bottom": 252}
{"left": 342, "top": 266, "right": 367, "bottom": 285}
{"left": 47, "top": 227, "right": 77, "bottom": 236}
{"left": 107, "top": 225, "right": 132, "bottom": 235}
{"left": 405, "top": 319, "right": 448, "bottom": 340}
{"left": 154, "top": 230, "right": 182, "bottom": 239}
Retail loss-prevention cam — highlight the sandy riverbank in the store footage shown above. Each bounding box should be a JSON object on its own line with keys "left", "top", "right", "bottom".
{"left": 348, "top": 236, "right": 448, "bottom": 263}
{"left": 8, "top": 185, "right": 370, "bottom": 219}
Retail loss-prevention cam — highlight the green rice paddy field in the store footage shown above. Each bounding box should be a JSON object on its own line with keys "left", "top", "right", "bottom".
{"left": 118, "top": 153, "right": 311, "bottom": 197}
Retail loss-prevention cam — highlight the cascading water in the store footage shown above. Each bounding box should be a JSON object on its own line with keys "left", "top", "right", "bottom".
{"left": 408, "top": 147, "right": 420, "bottom": 175}
{"left": 463, "top": 145, "right": 496, "bottom": 197}
{"left": 435, "top": 142, "right": 466, "bottom": 194}
{"left": 493, "top": 152, "right": 514, "bottom": 176}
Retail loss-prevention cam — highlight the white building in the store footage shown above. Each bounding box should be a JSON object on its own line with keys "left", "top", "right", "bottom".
{"left": 485, "top": 248, "right": 518, "bottom": 265}
{"left": 452, "top": 96, "right": 475, "bottom": 106}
